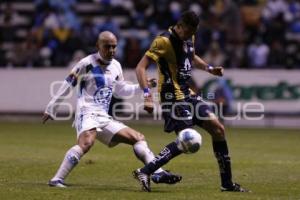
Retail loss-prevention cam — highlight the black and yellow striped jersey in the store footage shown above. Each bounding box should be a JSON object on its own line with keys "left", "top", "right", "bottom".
{"left": 146, "top": 27, "right": 195, "bottom": 102}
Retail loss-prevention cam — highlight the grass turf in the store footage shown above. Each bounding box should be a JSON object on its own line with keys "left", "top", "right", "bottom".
{"left": 0, "top": 121, "right": 299, "bottom": 200}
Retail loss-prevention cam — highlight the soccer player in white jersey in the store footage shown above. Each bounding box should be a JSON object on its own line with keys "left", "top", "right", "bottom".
{"left": 42, "top": 31, "right": 182, "bottom": 188}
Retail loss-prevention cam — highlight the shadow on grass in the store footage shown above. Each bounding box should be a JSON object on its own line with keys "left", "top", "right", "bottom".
{"left": 15, "top": 181, "right": 172, "bottom": 193}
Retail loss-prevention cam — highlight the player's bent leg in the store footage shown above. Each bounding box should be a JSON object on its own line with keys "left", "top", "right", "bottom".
{"left": 201, "top": 114, "right": 249, "bottom": 192}
{"left": 77, "top": 129, "right": 97, "bottom": 153}
{"left": 201, "top": 113, "right": 225, "bottom": 141}
{"left": 134, "top": 140, "right": 183, "bottom": 189}
{"left": 112, "top": 127, "right": 182, "bottom": 187}
{"left": 151, "top": 128, "right": 204, "bottom": 185}
{"left": 111, "top": 127, "right": 144, "bottom": 145}
{"left": 49, "top": 144, "right": 83, "bottom": 188}
{"left": 131, "top": 137, "right": 182, "bottom": 185}
{"left": 49, "top": 129, "right": 97, "bottom": 187}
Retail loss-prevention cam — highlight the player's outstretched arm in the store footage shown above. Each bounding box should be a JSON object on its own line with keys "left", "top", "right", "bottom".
{"left": 136, "top": 55, "right": 152, "bottom": 89}
{"left": 113, "top": 78, "right": 156, "bottom": 98}
{"left": 136, "top": 55, "right": 155, "bottom": 114}
{"left": 43, "top": 80, "right": 73, "bottom": 123}
{"left": 192, "top": 55, "right": 224, "bottom": 76}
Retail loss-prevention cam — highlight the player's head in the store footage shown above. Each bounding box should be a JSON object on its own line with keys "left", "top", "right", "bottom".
{"left": 175, "top": 10, "right": 200, "bottom": 40}
{"left": 96, "top": 31, "right": 117, "bottom": 61}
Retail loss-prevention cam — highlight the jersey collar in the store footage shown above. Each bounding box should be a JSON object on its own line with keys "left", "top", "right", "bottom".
{"left": 97, "top": 52, "right": 111, "bottom": 65}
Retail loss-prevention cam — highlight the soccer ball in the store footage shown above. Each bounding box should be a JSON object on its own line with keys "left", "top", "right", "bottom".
{"left": 176, "top": 128, "right": 202, "bottom": 154}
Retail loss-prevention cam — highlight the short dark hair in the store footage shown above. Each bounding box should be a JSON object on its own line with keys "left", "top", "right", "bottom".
{"left": 178, "top": 10, "right": 200, "bottom": 28}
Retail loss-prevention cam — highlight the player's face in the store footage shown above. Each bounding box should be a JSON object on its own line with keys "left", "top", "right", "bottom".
{"left": 98, "top": 38, "right": 117, "bottom": 61}
{"left": 178, "top": 23, "right": 197, "bottom": 40}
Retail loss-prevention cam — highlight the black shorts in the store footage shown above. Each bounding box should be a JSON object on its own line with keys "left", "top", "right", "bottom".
{"left": 162, "top": 96, "right": 212, "bottom": 133}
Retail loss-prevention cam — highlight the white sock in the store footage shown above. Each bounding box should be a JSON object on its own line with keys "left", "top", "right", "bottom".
{"left": 51, "top": 145, "right": 84, "bottom": 181}
{"left": 133, "top": 141, "right": 163, "bottom": 173}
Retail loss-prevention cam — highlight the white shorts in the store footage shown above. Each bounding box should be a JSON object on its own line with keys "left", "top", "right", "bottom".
{"left": 75, "top": 113, "right": 128, "bottom": 147}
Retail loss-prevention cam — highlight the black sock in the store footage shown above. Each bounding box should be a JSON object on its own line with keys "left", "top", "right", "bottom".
{"left": 213, "top": 140, "right": 233, "bottom": 187}
{"left": 140, "top": 142, "right": 182, "bottom": 175}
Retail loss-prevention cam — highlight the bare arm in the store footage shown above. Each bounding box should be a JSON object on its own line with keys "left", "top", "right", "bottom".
{"left": 136, "top": 55, "right": 156, "bottom": 113}
{"left": 192, "top": 54, "right": 224, "bottom": 76}
{"left": 43, "top": 60, "right": 84, "bottom": 124}
{"left": 136, "top": 55, "right": 153, "bottom": 89}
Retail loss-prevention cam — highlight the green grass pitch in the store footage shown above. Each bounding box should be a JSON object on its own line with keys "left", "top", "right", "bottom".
{"left": 0, "top": 121, "right": 299, "bottom": 200}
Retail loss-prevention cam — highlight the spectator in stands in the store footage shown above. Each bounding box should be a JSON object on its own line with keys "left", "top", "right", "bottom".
{"left": 221, "top": 0, "right": 244, "bottom": 68}
{"left": 203, "top": 42, "right": 226, "bottom": 67}
{"left": 212, "top": 78, "right": 234, "bottom": 122}
{"left": 0, "top": 2, "right": 29, "bottom": 42}
{"left": 123, "top": 35, "right": 142, "bottom": 68}
{"left": 247, "top": 36, "right": 270, "bottom": 68}
{"left": 169, "top": 1, "right": 182, "bottom": 25}
{"left": 95, "top": 16, "right": 120, "bottom": 36}
{"left": 6, "top": 32, "right": 40, "bottom": 67}
{"left": 1, "top": 0, "right": 299, "bottom": 68}
{"left": 268, "top": 40, "right": 286, "bottom": 68}
{"left": 284, "top": 0, "right": 300, "bottom": 39}
{"left": 80, "top": 18, "right": 98, "bottom": 53}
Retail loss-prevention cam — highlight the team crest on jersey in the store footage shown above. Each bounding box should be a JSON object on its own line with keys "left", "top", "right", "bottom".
{"left": 165, "top": 92, "right": 174, "bottom": 100}
{"left": 93, "top": 87, "right": 112, "bottom": 105}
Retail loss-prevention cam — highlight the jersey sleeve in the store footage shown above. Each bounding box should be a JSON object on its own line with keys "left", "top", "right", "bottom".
{"left": 114, "top": 81, "right": 140, "bottom": 97}
{"left": 45, "top": 59, "right": 86, "bottom": 118}
{"left": 44, "top": 80, "right": 72, "bottom": 118}
{"left": 114, "top": 62, "right": 140, "bottom": 96}
{"left": 145, "top": 36, "right": 167, "bottom": 62}
{"left": 65, "top": 60, "right": 85, "bottom": 87}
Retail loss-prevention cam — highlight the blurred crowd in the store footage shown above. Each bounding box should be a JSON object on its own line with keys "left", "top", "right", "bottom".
{"left": 0, "top": 0, "right": 300, "bottom": 69}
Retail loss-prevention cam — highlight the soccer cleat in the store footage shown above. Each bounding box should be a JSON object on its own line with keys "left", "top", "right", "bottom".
{"left": 221, "top": 183, "right": 250, "bottom": 192}
{"left": 132, "top": 169, "right": 151, "bottom": 192}
{"left": 48, "top": 179, "right": 67, "bottom": 188}
{"left": 151, "top": 170, "right": 182, "bottom": 184}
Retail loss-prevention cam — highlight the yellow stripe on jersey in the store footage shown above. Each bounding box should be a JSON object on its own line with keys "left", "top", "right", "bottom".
{"left": 168, "top": 63, "right": 185, "bottom": 100}
{"left": 146, "top": 36, "right": 185, "bottom": 100}
{"left": 146, "top": 36, "right": 168, "bottom": 62}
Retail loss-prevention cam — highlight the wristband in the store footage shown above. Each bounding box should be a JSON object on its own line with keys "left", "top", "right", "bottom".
{"left": 143, "top": 88, "right": 150, "bottom": 93}
{"left": 207, "top": 65, "right": 214, "bottom": 71}
{"left": 143, "top": 88, "right": 150, "bottom": 97}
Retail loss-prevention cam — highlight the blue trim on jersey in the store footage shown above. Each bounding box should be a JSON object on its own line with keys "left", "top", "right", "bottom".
{"left": 79, "top": 80, "right": 85, "bottom": 95}
{"left": 91, "top": 65, "right": 105, "bottom": 88}
{"left": 65, "top": 74, "right": 77, "bottom": 87}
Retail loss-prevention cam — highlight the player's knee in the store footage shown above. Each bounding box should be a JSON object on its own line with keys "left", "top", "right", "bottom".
{"left": 214, "top": 124, "right": 225, "bottom": 139}
{"left": 78, "top": 137, "right": 95, "bottom": 153}
{"left": 134, "top": 132, "right": 145, "bottom": 142}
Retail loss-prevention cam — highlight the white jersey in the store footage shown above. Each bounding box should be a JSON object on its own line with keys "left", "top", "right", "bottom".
{"left": 45, "top": 52, "right": 140, "bottom": 118}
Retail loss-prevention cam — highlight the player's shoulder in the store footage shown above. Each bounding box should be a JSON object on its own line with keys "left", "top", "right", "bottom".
{"left": 160, "top": 30, "right": 172, "bottom": 38}
{"left": 111, "top": 58, "right": 121, "bottom": 66}
{"left": 152, "top": 30, "right": 172, "bottom": 47}
{"left": 73, "top": 53, "right": 95, "bottom": 68}
{"left": 150, "top": 35, "right": 170, "bottom": 52}
{"left": 154, "top": 34, "right": 170, "bottom": 44}
{"left": 109, "top": 59, "right": 123, "bottom": 74}
{"left": 81, "top": 53, "right": 98, "bottom": 64}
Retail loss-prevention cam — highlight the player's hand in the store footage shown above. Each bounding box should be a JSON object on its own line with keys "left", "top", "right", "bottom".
{"left": 209, "top": 66, "right": 224, "bottom": 76}
{"left": 144, "top": 93, "right": 154, "bottom": 114}
{"left": 147, "top": 78, "right": 157, "bottom": 88}
{"left": 42, "top": 113, "right": 53, "bottom": 124}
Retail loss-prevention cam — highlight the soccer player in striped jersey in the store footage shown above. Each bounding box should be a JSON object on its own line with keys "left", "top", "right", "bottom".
{"left": 133, "top": 11, "right": 249, "bottom": 192}
{"left": 43, "top": 31, "right": 181, "bottom": 188}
